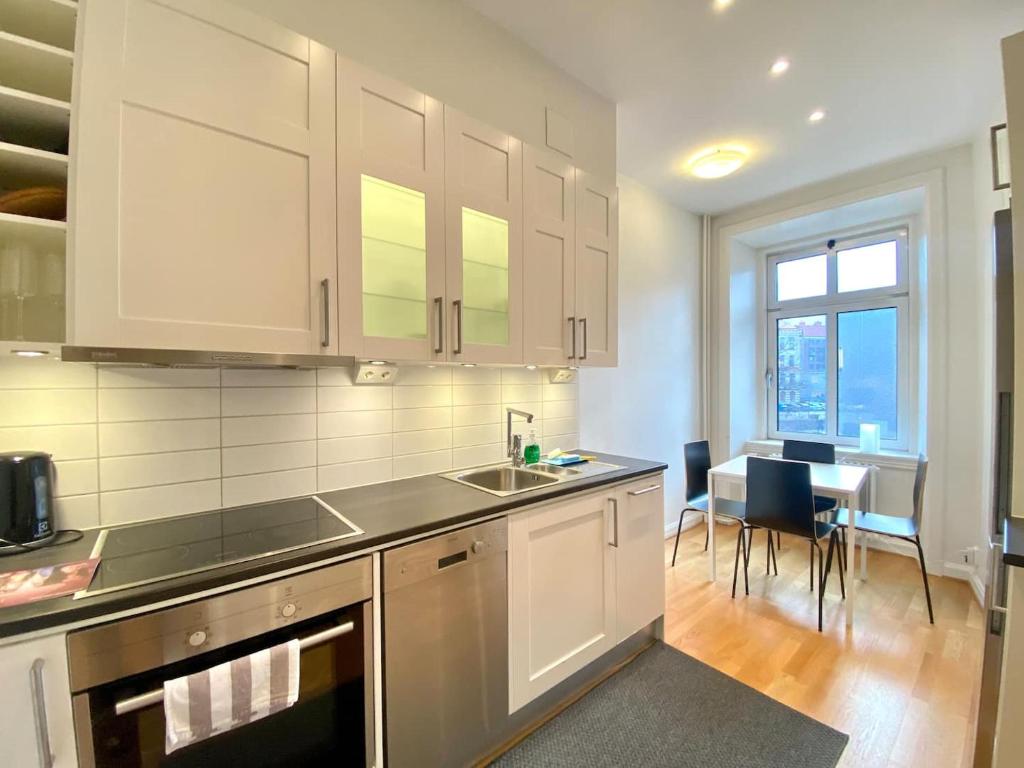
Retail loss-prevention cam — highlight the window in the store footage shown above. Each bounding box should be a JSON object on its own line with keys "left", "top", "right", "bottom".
{"left": 767, "top": 229, "right": 910, "bottom": 449}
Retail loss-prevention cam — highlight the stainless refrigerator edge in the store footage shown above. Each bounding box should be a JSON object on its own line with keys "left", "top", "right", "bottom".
{"left": 975, "top": 206, "right": 1014, "bottom": 768}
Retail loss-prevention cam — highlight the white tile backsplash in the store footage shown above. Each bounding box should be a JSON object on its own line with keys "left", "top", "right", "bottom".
{"left": 0, "top": 361, "right": 578, "bottom": 528}
{"left": 98, "top": 388, "right": 219, "bottom": 422}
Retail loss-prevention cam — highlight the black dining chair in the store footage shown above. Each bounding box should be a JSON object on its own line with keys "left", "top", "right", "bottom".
{"left": 835, "top": 455, "right": 933, "bottom": 624}
{"left": 782, "top": 439, "right": 842, "bottom": 585}
{"left": 671, "top": 441, "right": 750, "bottom": 567}
{"left": 672, "top": 441, "right": 709, "bottom": 566}
{"left": 732, "top": 457, "right": 844, "bottom": 631}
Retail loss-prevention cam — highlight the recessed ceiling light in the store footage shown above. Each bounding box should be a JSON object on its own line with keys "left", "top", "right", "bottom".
{"left": 461, "top": 363, "right": 476, "bottom": 368}
{"left": 712, "top": 0, "right": 734, "bottom": 10}
{"left": 770, "top": 58, "right": 790, "bottom": 76}
{"left": 11, "top": 350, "right": 48, "bottom": 358}
{"left": 686, "top": 146, "right": 750, "bottom": 179}
{"left": 808, "top": 109, "right": 826, "bottom": 123}
{"left": 526, "top": 365, "right": 537, "bottom": 370}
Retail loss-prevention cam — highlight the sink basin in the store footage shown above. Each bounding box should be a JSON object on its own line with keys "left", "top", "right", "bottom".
{"left": 530, "top": 464, "right": 582, "bottom": 477}
{"left": 452, "top": 467, "right": 558, "bottom": 496}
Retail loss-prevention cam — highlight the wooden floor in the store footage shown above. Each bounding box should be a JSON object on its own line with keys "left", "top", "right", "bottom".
{"left": 663, "top": 522, "right": 985, "bottom": 768}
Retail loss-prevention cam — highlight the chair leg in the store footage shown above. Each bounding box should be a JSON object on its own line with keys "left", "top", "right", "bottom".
{"left": 766, "top": 529, "right": 772, "bottom": 575}
{"left": 703, "top": 515, "right": 710, "bottom": 552}
{"left": 741, "top": 526, "right": 750, "bottom": 595}
{"left": 816, "top": 542, "right": 826, "bottom": 632}
{"left": 671, "top": 509, "right": 686, "bottom": 567}
{"left": 809, "top": 541, "right": 815, "bottom": 591}
{"left": 776, "top": 530, "right": 781, "bottom": 550}
{"left": 835, "top": 531, "right": 846, "bottom": 600}
{"left": 913, "top": 535, "right": 935, "bottom": 624}
{"left": 731, "top": 525, "right": 745, "bottom": 598}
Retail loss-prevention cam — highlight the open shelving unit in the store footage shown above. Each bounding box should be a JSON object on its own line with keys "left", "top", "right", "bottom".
{"left": 0, "top": 0, "right": 78, "bottom": 51}
{"left": 0, "top": 0, "right": 77, "bottom": 345}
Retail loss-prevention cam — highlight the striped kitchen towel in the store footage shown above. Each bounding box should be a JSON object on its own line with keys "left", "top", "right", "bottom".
{"left": 164, "top": 639, "right": 300, "bottom": 754}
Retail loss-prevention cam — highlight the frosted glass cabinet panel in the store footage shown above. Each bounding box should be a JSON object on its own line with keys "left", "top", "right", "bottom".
{"left": 444, "top": 108, "right": 523, "bottom": 364}
{"left": 338, "top": 58, "right": 445, "bottom": 361}
{"left": 360, "top": 176, "right": 428, "bottom": 340}
{"left": 461, "top": 207, "right": 510, "bottom": 347}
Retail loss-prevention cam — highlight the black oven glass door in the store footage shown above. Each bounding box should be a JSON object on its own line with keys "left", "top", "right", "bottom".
{"left": 81, "top": 608, "right": 366, "bottom": 767}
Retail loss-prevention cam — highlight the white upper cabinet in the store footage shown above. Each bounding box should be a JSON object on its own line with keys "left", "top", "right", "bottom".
{"left": 72, "top": 0, "right": 337, "bottom": 354}
{"left": 574, "top": 170, "right": 618, "bottom": 367}
{"left": 337, "top": 57, "right": 446, "bottom": 362}
{"left": 444, "top": 108, "right": 524, "bottom": 364}
{"left": 523, "top": 144, "right": 576, "bottom": 366}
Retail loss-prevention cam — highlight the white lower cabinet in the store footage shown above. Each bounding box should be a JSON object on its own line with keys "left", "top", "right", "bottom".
{"left": 0, "top": 633, "right": 77, "bottom": 767}
{"left": 508, "top": 473, "right": 664, "bottom": 712}
{"left": 614, "top": 478, "right": 666, "bottom": 642}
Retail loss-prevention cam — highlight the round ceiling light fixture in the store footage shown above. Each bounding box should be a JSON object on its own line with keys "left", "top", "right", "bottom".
{"left": 686, "top": 146, "right": 750, "bottom": 179}
{"left": 808, "top": 109, "right": 826, "bottom": 123}
{"left": 770, "top": 57, "right": 791, "bottom": 76}
{"left": 713, "top": 0, "right": 734, "bottom": 11}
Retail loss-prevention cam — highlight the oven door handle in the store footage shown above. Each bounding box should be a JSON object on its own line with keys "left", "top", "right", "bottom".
{"left": 113, "top": 619, "right": 356, "bottom": 716}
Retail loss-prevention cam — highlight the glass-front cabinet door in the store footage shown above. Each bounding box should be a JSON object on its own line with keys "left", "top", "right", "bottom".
{"left": 444, "top": 108, "right": 523, "bottom": 364}
{"left": 337, "top": 58, "right": 445, "bottom": 361}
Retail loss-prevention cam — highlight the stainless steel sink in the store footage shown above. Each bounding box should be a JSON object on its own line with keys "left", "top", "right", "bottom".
{"left": 443, "top": 460, "right": 624, "bottom": 497}
{"left": 449, "top": 467, "right": 558, "bottom": 496}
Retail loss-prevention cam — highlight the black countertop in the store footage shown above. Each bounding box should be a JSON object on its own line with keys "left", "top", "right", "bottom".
{"left": 1005, "top": 516, "right": 1024, "bottom": 567}
{"left": 0, "top": 452, "right": 666, "bottom": 639}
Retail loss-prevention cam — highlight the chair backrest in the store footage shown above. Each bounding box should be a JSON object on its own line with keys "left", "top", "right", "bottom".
{"left": 782, "top": 439, "right": 835, "bottom": 465}
{"left": 745, "top": 456, "right": 817, "bottom": 539}
{"left": 683, "top": 440, "right": 711, "bottom": 503}
{"left": 911, "top": 454, "right": 928, "bottom": 530}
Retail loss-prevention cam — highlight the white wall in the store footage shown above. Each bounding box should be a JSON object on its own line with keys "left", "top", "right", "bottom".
{"left": 579, "top": 175, "right": 702, "bottom": 530}
{"left": 230, "top": 0, "right": 617, "bottom": 178}
{"left": 710, "top": 144, "right": 991, "bottom": 587}
{"left": 0, "top": 359, "right": 578, "bottom": 530}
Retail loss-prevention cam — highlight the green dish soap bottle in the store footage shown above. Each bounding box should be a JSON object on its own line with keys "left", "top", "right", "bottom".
{"left": 524, "top": 429, "right": 541, "bottom": 465}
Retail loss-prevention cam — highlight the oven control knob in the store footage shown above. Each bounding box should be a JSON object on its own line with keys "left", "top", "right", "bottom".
{"left": 281, "top": 602, "right": 297, "bottom": 618}
{"left": 188, "top": 630, "right": 207, "bottom": 648}
{"left": 471, "top": 540, "right": 485, "bottom": 554}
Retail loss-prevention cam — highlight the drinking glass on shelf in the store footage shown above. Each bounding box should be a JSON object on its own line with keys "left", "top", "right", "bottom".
{"left": 40, "top": 250, "right": 65, "bottom": 341}
{"left": 16, "top": 245, "right": 38, "bottom": 342}
{"left": 0, "top": 243, "right": 23, "bottom": 340}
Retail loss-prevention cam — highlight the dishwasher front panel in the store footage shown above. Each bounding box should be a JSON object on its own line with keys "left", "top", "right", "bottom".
{"left": 383, "top": 519, "right": 508, "bottom": 768}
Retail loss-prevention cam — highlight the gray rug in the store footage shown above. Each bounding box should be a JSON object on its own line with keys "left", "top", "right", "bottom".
{"left": 492, "top": 643, "right": 848, "bottom": 768}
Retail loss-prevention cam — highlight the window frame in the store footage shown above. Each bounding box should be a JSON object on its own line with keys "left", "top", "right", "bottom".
{"left": 765, "top": 227, "right": 911, "bottom": 451}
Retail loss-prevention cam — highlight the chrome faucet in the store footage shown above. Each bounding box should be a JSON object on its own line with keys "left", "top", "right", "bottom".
{"left": 506, "top": 408, "right": 534, "bottom": 467}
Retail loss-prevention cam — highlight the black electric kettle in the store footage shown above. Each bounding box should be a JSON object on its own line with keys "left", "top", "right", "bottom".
{"left": 0, "top": 452, "right": 56, "bottom": 550}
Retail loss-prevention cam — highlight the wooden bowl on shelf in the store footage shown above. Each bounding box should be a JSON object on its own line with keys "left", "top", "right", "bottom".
{"left": 0, "top": 187, "right": 67, "bottom": 221}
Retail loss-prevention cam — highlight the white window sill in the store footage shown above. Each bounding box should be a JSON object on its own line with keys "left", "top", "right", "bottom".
{"left": 743, "top": 439, "right": 920, "bottom": 471}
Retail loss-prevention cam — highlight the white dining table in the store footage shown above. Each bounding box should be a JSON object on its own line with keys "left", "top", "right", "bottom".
{"left": 706, "top": 454, "right": 869, "bottom": 628}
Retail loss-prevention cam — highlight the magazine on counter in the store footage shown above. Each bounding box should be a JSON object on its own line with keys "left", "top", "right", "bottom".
{"left": 0, "top": 559, "right": 100, "bottom": 608}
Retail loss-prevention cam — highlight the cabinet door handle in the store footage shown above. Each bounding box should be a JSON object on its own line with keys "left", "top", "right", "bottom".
{"left": 320, "top": 278, "right": 331, "bottom": 348}
{"left": 568, "top": 316, "right": 576, "bottom": 360}
{"left": 628, "top": 484, "right": 662, "bottom": 497}
{"left": 433, "top": 297, "right": 444, "bottom": 354}
{"left": 30, "top": 659, "right": 53, "bottom": 768}
{"left": 578, "top": 318, "right": 588, "bottom": 361}
{"left": 608, "top": 497, "right": 619, "bottom": 548}
{"left": 453, "top": 299, "right": 463, "bottom": 355}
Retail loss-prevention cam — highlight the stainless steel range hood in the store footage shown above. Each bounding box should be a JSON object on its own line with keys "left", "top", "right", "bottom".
{"left": 60, "top": 345, "right": 356, "bottom": 368}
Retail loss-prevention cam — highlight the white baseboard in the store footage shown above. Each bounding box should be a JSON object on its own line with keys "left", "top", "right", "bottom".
{"left": 943, "top": 560, "right": 986, "bottom": 605}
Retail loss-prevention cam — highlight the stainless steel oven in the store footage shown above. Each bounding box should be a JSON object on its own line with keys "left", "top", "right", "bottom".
{"left": 67, "top": 558, "right": 374, "bottom": 768}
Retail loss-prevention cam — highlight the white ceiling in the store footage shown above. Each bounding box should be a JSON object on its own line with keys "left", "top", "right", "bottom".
{"left": 462, "top": 0, "right": 1024, "bottom": 215}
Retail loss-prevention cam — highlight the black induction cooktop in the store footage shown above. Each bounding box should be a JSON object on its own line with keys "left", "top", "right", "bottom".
{"left": 76, "top": 495, "right": 364, "bottom": 597}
